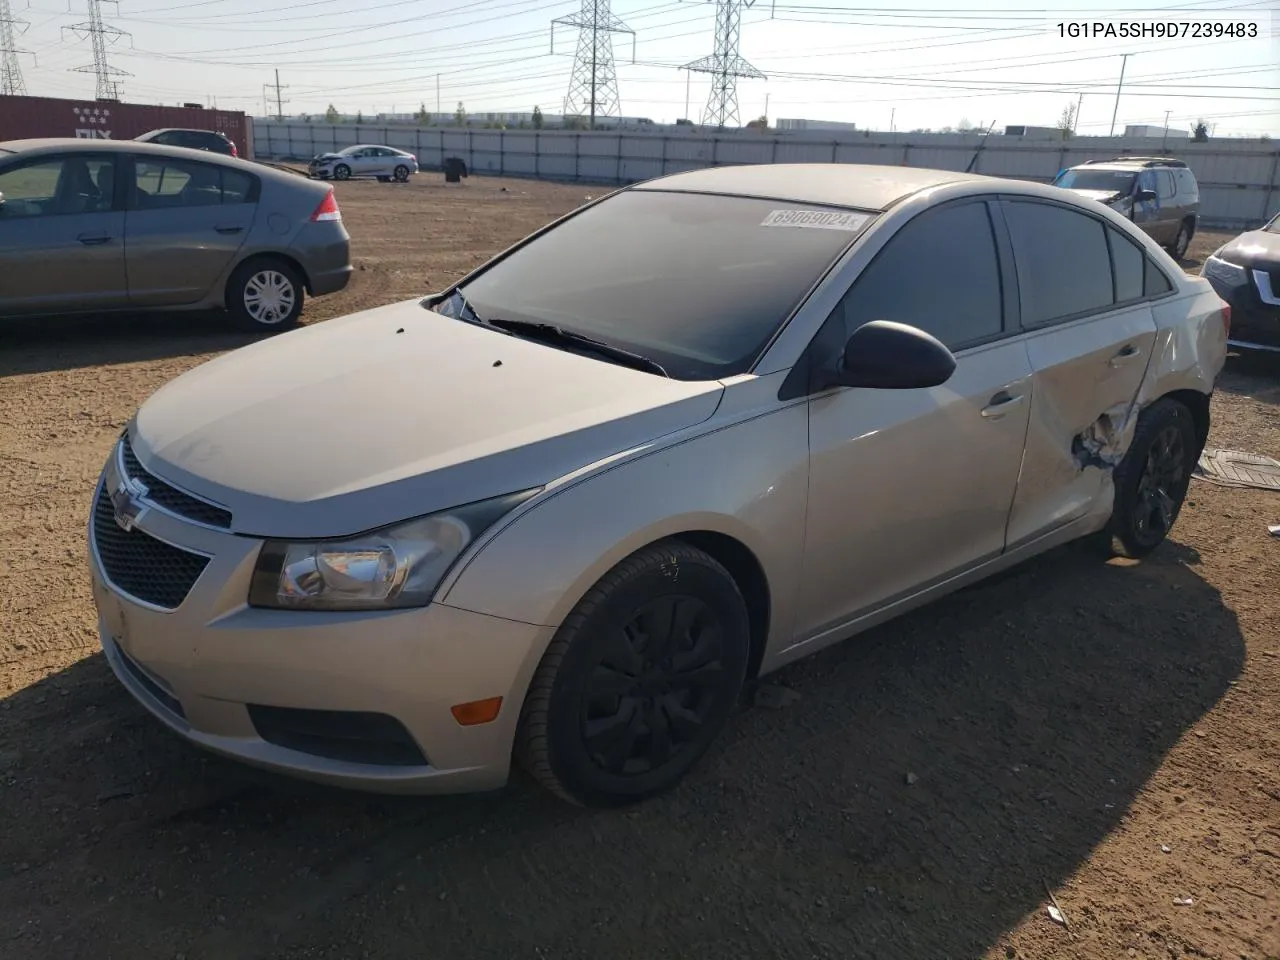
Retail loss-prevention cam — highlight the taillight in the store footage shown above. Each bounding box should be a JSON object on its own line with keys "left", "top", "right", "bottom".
{"left": 1221, "top": 301, "right": 1232, "bottom": 338}
{"left": 229, "top": 141, "right": 238, "bottom": 157}
{"left": 310, "top": 190, "right": 341, "bottom": 222}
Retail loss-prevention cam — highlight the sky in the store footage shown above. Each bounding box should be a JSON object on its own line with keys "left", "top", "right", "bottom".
{"left": 8, "top": 0, "right": 1280, "bottom": 136}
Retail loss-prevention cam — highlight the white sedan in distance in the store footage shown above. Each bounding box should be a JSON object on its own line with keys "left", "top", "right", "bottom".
{"left": 308, "top": 144, "right": 419, "bottom": 182}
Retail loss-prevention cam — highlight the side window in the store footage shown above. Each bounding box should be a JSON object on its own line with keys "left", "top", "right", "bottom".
{"left": 222, "top": 168, "right": 256, "bottom": 204}
{"left": 1144, "top": 258, "right": 1173, "bottom": 296}
{"left": 133, "top": 158, "right": 243, "bottom": 209}
{"left": 825, "top": 200, "right": 1004, "bottom": 351}
{"left": 0, "top": 155, "right": 115, "bottom": 218}
{"left": 1108, "top": 226, "right": 1145, "bottom": 303}
{"left": 1157, "top": 169, "right": 1176, "bottom": 200}
{"left": 1003, "top": 200, "right": 1114, "bottom": 326}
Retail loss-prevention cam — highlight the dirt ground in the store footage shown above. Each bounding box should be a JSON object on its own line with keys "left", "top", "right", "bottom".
{"left": 1, "top": 175, "right": 1278, "bottom": 960}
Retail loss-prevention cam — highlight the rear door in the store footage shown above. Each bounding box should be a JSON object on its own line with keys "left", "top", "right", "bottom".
{"left": 0, "top": 151, "right": 128, "bottom": 316}
{"left": 124, "top": 154, "right": 259, "bottom": 307}
{"left": 998, "top": 198, "right": 1161, "bottom": 548}
{"left": 795, "top": 198, "right": 1034, "bottom": 640}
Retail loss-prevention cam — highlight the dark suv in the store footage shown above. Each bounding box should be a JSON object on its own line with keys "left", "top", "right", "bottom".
{"left": 136, "top": 128, "right": 238, "bottom": 158}
{"left": 1052, "top": 157, "right": 1200, "bottom": 260}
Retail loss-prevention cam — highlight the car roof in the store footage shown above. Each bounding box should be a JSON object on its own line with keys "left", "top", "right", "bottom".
{"left": 630, "top": 163, "right": 995, "bottom": 212}
{"left": 143, "top": 128, "right": 229, "bottom": 137}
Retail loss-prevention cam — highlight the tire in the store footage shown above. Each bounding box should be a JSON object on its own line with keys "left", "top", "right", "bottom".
{"left": 1168, "top": 220, "right": 1193, "bottom": 260}
{"left": 225, "top": 258, "right": 305, "bottom": 333}
{"left": 333, "top": 163, "right": 351, "bottom": 181}
{"left": 516, "top": 540, "right": 751, "bottom": 807}
{"left": 393, "top": 164, "right": 410, "bottom": 182}
{"left": 1102, "top": 397, "right": 1198, "bottom": 560}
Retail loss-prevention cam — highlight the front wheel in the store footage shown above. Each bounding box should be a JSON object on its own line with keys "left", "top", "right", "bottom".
{"left": 333, "top": 163, "right": 351, "bottom": 181}
{"left": 516, "top": 541, "right": 751, "bottom": 807}
{"left": 226, "top": 259, "right": 305, "bottom": 333}
{"left": 1103, "top": 398, "right": 1198, "bottom": 559}
{"left": 393, "top": 164, "right": 410, "bottom": 182}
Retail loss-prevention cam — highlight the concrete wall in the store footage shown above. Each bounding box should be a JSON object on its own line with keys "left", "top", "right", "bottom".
{"left": 250, "top": 120, "right": 1280, "bottom": 229}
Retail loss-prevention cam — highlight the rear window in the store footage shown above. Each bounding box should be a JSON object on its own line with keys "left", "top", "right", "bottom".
{"left": 451, "top": 189, "right": 873, "bottom": 380}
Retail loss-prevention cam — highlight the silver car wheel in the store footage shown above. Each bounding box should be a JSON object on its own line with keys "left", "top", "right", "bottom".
{"left": 243, "top": 270, "right": 297, "bottom": 325}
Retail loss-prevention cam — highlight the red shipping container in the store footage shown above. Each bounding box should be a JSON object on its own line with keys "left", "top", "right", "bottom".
{"left": 0, "top": 95, "right": 252, "bottom": 158}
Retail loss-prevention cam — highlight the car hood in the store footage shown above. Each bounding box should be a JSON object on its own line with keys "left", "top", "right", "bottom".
{"left": 130, "top": 300, "right": 725, "bottom": 538}
{"left": 313, "top": 153, "right": 343, "bottom": 162}
{"left": 1212, "top": 228, "right": 1280, "bottom": 267}
{"left": 1063, "top": 187, "right": 1127, "bottom": 205}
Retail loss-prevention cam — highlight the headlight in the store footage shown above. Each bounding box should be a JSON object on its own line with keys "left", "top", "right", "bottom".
{"left": 1203, "top": 255, "right": 1247, "bottom": 285}
{"left": 248, "top": 489, "right": 538, "bottom": 611}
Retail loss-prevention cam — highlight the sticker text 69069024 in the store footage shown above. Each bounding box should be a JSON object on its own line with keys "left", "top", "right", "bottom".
{"left": 760, "top": 209, "right": 871, "bottom": 232}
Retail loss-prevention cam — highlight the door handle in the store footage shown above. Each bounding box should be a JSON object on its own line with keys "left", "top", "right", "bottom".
{"left": 214, "top": 224, "right": 244, "bottom": 234}
{"left": 981, "top": 391, "right": 1025, "bottom": 420}
{"left": 1109, "top": 344, "right": 1142, "bottom": 367}
{"left": 77, "top": 233, "right": 111, "bottom": 245}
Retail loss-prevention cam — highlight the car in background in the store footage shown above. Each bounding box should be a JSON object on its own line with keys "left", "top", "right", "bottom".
{"left": 136, "top": 127, "right": 239, "bottom": 158}
{"left": 88, "top": 163, "right": 1227, "bottom": 808}
{"left": 309, "top": 144, "right": 419, "bottom": 182}
{"left": 1053, "top": 157, "right": 1200, "bottom": 260}
{"left": 0, "top": 138, "right": 351, "bottom": 332}
{"left": 1201, "top": 210, "right": 1280, "bottom": 353}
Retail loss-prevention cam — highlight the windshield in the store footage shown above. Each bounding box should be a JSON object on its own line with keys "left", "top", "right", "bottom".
{"left": 1054, "top": 169, "right": 1137, "bottom": 193}
{"left": 448, "top": 189, "right": 873, "bottom": 380}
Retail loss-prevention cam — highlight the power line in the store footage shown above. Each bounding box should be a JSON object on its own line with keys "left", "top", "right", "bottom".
{"left": 63, "top": 0, "right": 131, "bottom": 99}
{"left": 683, "top": 0, "right": 764, "bottom": 127}
{"left": 552, "top": 0, "right": 635, "bottom": 127}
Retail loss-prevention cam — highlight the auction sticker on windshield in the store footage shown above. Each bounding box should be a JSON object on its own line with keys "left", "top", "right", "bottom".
{"left": 760, "top": 209, "right": 871, "bottom": 231}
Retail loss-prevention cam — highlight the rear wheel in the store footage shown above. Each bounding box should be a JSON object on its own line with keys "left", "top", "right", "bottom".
{"left": 1168, "top": 220, "right": 1193, "bottom": 260}
{"left": 1102, "top": 398, "right": 1198, "bottom": 559}
{"left": 393, "top": 164, "right": 411, "bottom": 182}
{"left": 333, "top": 163, "right": 351, "bottom": 181}
{"left": 516, "top": 541, "right": 750, "bottom": 807}
{"left": 226, "top": 258, "right": 304, "bottom": 333}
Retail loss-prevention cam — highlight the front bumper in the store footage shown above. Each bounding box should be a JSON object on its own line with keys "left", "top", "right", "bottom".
{"left": 1203, "top": 257, "right": 1280, "bottom": 351}
{"left": 86, "top": 447, "right": 553, "bottom": 795}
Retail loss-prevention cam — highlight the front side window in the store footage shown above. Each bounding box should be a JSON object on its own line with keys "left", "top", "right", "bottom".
{"left": 1157, "top": 169, "right": 1177, "bottom": 199}
{"left": 825, "top": 200, "right": 1004, "bottom": 351}
{"left": 1003, "top": 200, "right": 1114, "bottom": 326}
{"left": 0, "top": 155, "right": 115, "bottom": 218}
{"left": 451, "top": 189, "right": 873, "bottom": 380}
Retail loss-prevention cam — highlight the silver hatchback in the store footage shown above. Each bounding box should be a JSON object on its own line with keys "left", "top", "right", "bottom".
{"left": 89, "top": 164, "right": 1228, "bottom": 807}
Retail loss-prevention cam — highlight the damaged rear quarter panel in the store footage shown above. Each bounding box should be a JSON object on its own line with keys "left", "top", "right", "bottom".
{"left": 1134, "top": 286, "right": 1229, "bottom": 411}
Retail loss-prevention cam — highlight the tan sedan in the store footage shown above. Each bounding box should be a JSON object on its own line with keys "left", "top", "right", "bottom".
{"left": 88, "top": 163, "right": 1229, "bottom": 807}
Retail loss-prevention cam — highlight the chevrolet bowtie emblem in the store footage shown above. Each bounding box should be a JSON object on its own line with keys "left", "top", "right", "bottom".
{"left": 110, "top": 475, "right": 150, "bottom": 532}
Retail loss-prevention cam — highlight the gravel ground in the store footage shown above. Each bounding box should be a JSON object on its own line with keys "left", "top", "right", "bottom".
{"left": 1, "top": 175, "right": 1277, "bottom": 960}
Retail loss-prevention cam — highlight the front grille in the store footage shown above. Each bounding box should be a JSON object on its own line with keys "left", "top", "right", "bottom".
{"left": 121, "top": 439, "right": 232, "bottom": 530}
{"left": 92, "top": 486, "right": 210, "bottom": 610}
{"left": 115, "top": 644, "right": 185, "bottom": 719}
{"left": 247, "top": 705, "right": 429, "bottom": 767}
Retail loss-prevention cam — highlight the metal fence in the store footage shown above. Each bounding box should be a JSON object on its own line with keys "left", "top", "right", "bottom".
{"left": 250, "top": 120, "right": 1280, "bottom": 229}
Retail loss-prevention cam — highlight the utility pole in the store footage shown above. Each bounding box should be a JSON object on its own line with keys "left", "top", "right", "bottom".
{"left": 1074, "top": 91, "right": 1083, "bottom": 134}
{"left": 436, "top": 73, "right": 440, "bottom": 114}
{"left": 273, "top": 68, "right": 289, "bottom": 121}
{"left": 65, "top": 0, "right": 131, "bottom": 101}
{"left": 552, "top": 0, "right": 635, "bottom": 130}
{"left": 890, "top": 106, "right": 895, "bottom": 133}
{"left": 0, "top": 0, "right": 34, "bottom": 97}
{"left": 763, "top": 91, "right": 769, "bottom": 124}
{"left": 682, "top": 66, "right": 691, "bottom": 120}
{"left": 683, "top": 0, "right": 765, "bottom": 128}
{"left": 1109, "top": 52, "right": 1130, "bottom": 137}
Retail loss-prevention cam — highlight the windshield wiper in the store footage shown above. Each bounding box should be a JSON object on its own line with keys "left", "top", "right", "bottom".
{"left": 486, "top": 317, "right": 670, "bottom": 377}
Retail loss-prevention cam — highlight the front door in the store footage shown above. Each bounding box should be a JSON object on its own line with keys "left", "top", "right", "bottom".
{"left": 124, "top": 154, "right": 257, "bottom": 307}
{"left": 796, "top": 198, "right": 1032, "bottom": 641}
{"left": 0, "top": 152, "right": 128, "bottom": 316}
{"left": 998, "top": 198, "right": 1160, "bottom": 547}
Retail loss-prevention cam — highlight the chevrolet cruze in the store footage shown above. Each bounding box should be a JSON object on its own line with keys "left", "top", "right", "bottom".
{"left": 89, "top": 163, "right": 1228, "bottom": 807}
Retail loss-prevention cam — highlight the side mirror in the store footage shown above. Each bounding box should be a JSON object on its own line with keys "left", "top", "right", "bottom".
{"left": 1136, "top": 188, "right": 1158, "bottom": 202}
{"left": 820, "top": 320, "right": 957, "bottom": 391}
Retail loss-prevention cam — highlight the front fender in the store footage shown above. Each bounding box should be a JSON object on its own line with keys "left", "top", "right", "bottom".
{"left": 437, "top": 387, "right": 810, "bottom": 663}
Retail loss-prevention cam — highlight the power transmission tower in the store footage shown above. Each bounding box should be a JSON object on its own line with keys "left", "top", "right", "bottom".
{"left": 64, "top": 0, "right": 131, "bottom": 100}
{"left": 682, "top": 0, "right": 765, "bottom": 128}
{"left": 551, "top": 0, "right": 634, "bottom": 130}
{"left": 1, "top": 0, "right": 35, "bottom": 96}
